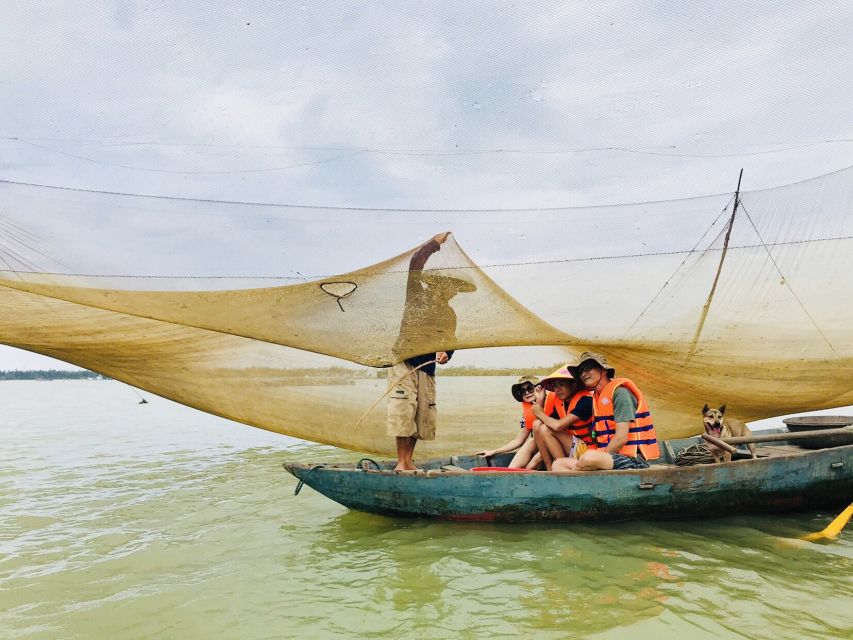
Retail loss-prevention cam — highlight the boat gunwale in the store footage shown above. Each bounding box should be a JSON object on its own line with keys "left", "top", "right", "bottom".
{"left": 283, "top": 442, "right": 853, "bottom": 479}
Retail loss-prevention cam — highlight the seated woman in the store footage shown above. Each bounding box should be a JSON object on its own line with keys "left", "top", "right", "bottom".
{"left": 474, "top": 375, "right": 555, "bottom": 469}
{"left": 531, "top": 365, "right": 596, "bottom": 470}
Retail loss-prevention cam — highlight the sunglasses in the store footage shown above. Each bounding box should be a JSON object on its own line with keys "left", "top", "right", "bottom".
{"left": 578, "top": 362, "right": 600, "bottom": 373}
{"left": 520, "top": 384, "right": 539, "bottom": 395}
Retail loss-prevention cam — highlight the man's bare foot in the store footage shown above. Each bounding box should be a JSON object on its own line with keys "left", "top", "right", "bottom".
{"left": 393, "top": 463, "right": 419, "bottom": 471}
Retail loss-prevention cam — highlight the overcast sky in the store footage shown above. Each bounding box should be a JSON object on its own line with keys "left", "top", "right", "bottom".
{"left": 1, "top": 1, "right": 851, "bottom": 369}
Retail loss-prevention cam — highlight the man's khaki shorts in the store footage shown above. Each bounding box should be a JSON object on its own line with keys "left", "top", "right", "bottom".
{"left": 386, "top": 361, "right": 436, "bottom": 440}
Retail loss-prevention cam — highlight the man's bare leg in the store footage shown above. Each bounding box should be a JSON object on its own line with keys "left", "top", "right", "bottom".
{"left": 532, "top": 424, "right": 555, "bottom": 470}
{"left": 395, "top": 436, "right": 418, "bottom": 471}
{"left": 534, "top": 425, "right": 575, "bottom": 470}
{"left": 575, "top": 449, "right": 614, "bottom": 471}
{"left": 552, "top": 457, "right": 578, "bottom": 472}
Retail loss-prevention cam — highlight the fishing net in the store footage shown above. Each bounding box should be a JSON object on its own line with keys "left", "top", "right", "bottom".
{"left": 0, "top": 165, "right": 851, "bottom": 456}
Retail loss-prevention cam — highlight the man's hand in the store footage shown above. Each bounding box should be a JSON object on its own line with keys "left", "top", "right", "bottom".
{"left": 531, "top": 403, "right": 544, "bottom": 418}
{"left": 436, "top": 351, "right": 450, "bottom": 365}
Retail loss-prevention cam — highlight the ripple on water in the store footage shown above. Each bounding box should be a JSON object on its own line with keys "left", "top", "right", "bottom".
{"left": 1, "top": 382, "right": 851, "bottom": 639}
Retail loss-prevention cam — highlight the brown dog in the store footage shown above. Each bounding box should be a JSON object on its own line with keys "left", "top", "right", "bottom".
{"left": 702, "top": 404, "right": 757, "bottom": 463}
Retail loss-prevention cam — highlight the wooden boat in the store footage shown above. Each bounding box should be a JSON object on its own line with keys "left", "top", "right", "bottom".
{"left": 283, "top": 428, "right": 853, "bottom": 522}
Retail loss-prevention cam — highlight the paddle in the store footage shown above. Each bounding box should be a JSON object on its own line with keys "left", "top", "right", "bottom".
{"left": 719, "top": 426, "right": 852, "bottom": 445}
{"left": 701, "top": 432, "right": 738, "bottom": 454}
{"left": 802, "top": 503, "right": 853, "bottom": 541}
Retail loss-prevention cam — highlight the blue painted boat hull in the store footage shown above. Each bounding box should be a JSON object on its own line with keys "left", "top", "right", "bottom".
{"left": 283, "top": 442, "right": 853, "bottom": 522}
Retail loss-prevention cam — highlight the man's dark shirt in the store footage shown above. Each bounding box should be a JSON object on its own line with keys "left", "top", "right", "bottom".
{"left": 405, "top": 350, "right": 454, "bottom": 377}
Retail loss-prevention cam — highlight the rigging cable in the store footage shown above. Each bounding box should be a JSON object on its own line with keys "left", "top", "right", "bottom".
{"left": 738, "top": 201, "right": 837, "bottom": 355}
{"left": 0, "top": 163, "right": 850, "bottom": 213}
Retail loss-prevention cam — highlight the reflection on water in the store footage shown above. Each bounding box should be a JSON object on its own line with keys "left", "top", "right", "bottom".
{"left": 0, "top": 381, "right": 850, "bottom": 639}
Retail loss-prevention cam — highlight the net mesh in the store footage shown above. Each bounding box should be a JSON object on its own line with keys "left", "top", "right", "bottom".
{"left": 1, "top": 166, "right": 851, "bottom": 455}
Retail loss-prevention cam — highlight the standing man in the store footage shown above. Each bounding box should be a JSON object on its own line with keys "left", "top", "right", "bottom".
{"left": 388, "top": 232, "right": 475, "bottom": 471}
{"left": 387, "top": 349, "right": 451, "bottom": 471}
{"left": 552, "top": 352, "right": 659, "bottom": 472}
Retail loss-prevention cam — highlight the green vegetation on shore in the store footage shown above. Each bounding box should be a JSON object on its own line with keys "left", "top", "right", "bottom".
{"left": 0, "top": 369, "right": 106, "bottom": 381}
{"left": 439, "top": 364, "right": 562, "bottom": 377}
{"left": 1, "top": 364, "right": 562, "bottom": 383}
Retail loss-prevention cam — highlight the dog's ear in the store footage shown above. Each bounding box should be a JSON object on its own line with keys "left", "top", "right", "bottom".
{"left": 719, "top": 404, "right": 726, "bottom": 415}
{"left": 702, "top": 403, "right": 709, "bottom": 414}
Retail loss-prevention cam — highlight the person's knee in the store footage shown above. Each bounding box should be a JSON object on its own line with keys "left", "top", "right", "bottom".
{"left": 576, "top": 450, "right": 611, "bottom": 471}
{"left": 552, "top": 457, "right": 576, "bottom": 472}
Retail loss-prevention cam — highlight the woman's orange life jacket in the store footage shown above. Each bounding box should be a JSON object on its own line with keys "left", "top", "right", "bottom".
{"left": 521, "top": 392, "right": 558, "bottom": 430}
{"left": 557, "top": 390, "right": 596, "bottom": 445}
{"left": 591, "top": 378, "right": 660, "bottom": 460}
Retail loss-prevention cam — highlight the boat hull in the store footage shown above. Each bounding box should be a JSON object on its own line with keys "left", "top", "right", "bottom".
{"left": 284, "top": 444, "right": 853, "bottom": 522}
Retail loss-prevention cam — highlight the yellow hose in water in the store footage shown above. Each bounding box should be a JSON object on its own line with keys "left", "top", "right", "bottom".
{"left": 802, "top": 503, "right": 853, "bottom": 541}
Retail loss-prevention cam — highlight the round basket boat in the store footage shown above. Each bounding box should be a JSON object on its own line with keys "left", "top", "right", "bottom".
{"left": 782, "top": 416, "right": 853, "bottom": 449}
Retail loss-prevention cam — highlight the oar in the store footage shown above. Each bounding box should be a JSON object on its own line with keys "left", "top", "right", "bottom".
{"left": 720, "top": 426, "right": 853, "bottom": 446}
{"left": 701, "top": 432, "right": 738, "bottom": 454}
{"left": 802, "top": 503, "right": 853, "bottom": 541}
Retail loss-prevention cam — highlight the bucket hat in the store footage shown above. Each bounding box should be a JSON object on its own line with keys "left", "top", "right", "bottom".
{"left": 568, "top": 351, "right": 615, "bottom": 379}
{"left": 510, "top": 375, "right": 540, "bottom": 402}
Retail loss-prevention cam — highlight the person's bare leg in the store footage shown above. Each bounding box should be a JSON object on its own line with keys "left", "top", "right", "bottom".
{"left": 536, "top": 427, "right": 574, "bottom": 470}
{"left": 552, "top": 457, "right": 578, "bottom": 472}
{"left": 525, "top": 451, "right": 543, "bottom": 470}
{"left": 405, "top": 437, "right": 417, "bottom": 470}
{"left": 395, "top": 436, "right": 418, "bottom": 471}
{"left": 552, "top": 431, "right": 576, "bottom": 458}
{"left": 575, "top": 450, "right": 614, "bottom": 471}
{"left": 532, "top": 424, "right": 555, "bottom": 470}
{"left": 508, "top": 437, "right": 537, "bottom": 468}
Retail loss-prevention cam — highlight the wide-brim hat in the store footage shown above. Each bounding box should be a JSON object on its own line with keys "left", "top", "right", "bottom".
{"left": 510, "top": 375, "right": 540, "bottom": 402}
{"left": 568, "top": 351, "right": 615, "bottom": 379}
{"left": 419, "top": 274, "right": 477, "bottom": 296}
{"left": 538, "top": 365, "right": 575, "bottom": 391}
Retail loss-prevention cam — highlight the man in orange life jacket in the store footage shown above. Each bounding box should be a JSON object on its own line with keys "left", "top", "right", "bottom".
{"left": 552, "top": 352, "right": 659, "bottom": 472}
{"left": 530, "top": 365, "right": 595, "bottom": 470}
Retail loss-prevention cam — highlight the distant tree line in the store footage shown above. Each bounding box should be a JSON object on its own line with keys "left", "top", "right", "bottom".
{"left": 439, "top": 364, "right": 565, "bottom": 377}
{"left": 0, "top": 369, "right": 107, "bottom": 381}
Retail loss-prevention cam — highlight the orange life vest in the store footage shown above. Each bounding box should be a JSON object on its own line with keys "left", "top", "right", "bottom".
{"left": 562, "top": 390, "right": 596, "bottom": 445}
{"left": 592, "top": 378, "right": 660, "bottom": 460}
{"left": 521, "top": 392, "right": 558, "bottom": 430}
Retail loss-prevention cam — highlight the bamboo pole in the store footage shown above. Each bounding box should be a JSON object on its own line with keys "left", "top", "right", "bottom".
{"left": 701, "top": 433, "right": 738, "bottom": 453}
{"left": 721, "top": 426, "right": 852, "bottom": 445}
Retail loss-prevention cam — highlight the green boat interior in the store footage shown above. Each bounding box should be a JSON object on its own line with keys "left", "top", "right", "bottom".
{"left": 304, "top": 424, "right": 853, "bottom": 474}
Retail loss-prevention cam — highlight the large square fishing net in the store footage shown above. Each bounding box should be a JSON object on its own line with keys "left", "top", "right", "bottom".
{"left": 0, "top": 166, "right": 850, "bottom": 455}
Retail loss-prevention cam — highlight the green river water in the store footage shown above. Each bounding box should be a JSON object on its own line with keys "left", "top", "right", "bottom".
{"left": 1, "top": 381, "right": 850, "bottom": 639}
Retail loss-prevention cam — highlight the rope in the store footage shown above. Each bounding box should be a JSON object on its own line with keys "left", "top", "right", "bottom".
{"left": 674, "top": 443, "right": 715, "bottom": 466}
{"left": 1, "top": 164, "right": 850, "bottom": 213}
{"left": 351, "top": 359, "right": 438, "bottom": 430}
{"left": 293, "top": 464, "right": 326, "bottom": 495}
{"left": 356, "top": 458, "right": 382, "bottom": 471}
{"left": 738, "top": 201, "right": 837, "bottom": 355}
{"left": 2, "top": 235, "right": 851, "bottom": 282}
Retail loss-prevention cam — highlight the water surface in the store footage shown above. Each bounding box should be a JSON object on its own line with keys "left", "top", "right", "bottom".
{"left": 1, "top": 381, "right": 850, "bottom": 639}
